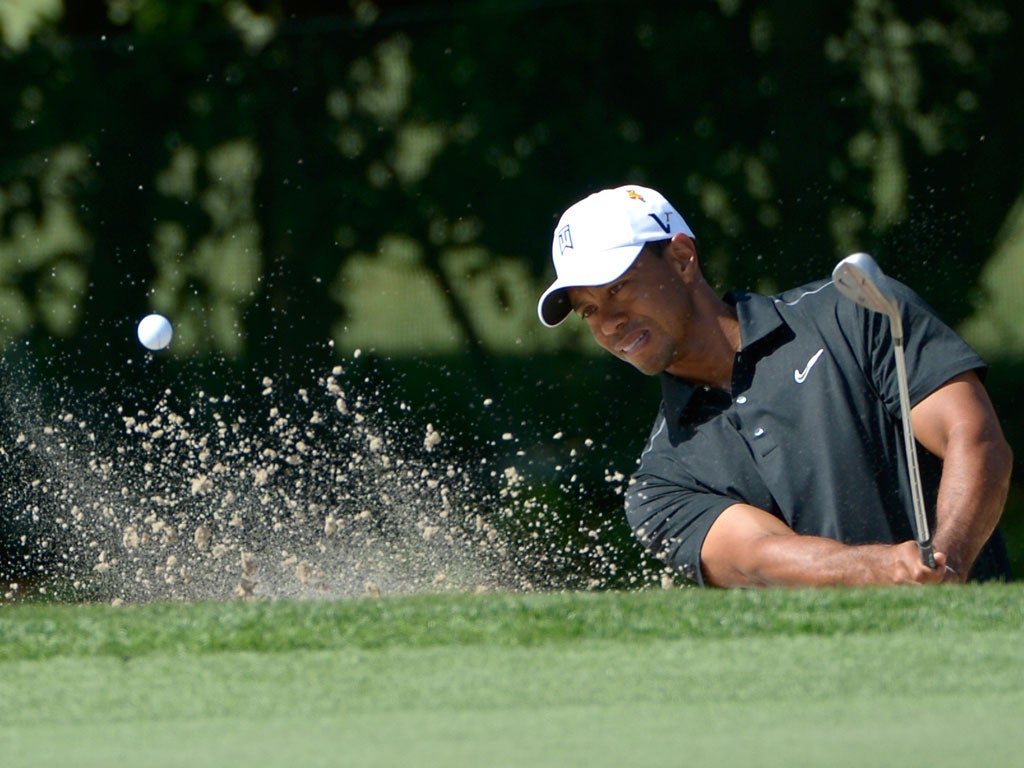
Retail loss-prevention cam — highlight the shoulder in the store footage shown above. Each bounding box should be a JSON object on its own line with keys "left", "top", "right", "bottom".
{"left": 771, "top": 274, "right": 945, "bottom": 325}
{"left": 770, "top": 280, "right": 848, "bottom": 327}
{"left": 730, "top": 281, "right": 844, "bottom": 334}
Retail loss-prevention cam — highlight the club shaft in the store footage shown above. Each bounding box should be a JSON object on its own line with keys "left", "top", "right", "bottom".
{"left": 834, "top": 253, "right": 937, "bottom": 568}
{"left": 892, "top": 328, "right": 936, "bottom": 568}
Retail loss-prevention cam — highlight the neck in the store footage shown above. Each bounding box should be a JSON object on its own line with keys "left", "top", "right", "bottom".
{"left": 664, "top": 298, "right": 740, "bottom": 391}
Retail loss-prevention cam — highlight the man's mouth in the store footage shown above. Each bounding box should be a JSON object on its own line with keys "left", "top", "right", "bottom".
{"left": 619, "top": 331, "right": 648, "bottom": 355}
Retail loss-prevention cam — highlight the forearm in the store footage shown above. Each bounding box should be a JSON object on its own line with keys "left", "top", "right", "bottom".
{"left": 701, "top": 504, "right": 944, "bottom": 588}
{"left": 931, "top": 426, "right": 1013, "bottom": 578}
{"left": 909, "top": 372, "right": 1013, "bottom": 579}
{"left": 733, "top": 537, "right": 944, "bottom": 588}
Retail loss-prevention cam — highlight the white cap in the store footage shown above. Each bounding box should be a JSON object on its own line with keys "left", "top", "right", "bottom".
{"left": 537, "top": 185, "right": 694, "bottom": 327}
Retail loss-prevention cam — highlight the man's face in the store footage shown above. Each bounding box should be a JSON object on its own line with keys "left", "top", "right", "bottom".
{"left": 566, "top": 243, "right": 694, "bottom": 376}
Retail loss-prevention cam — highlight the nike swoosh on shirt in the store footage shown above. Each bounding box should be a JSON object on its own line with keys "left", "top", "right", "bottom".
{"left": 794, "top": 348, "right": 825, "bottom": 383}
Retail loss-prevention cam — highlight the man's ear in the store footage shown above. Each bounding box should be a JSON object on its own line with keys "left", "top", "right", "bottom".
{"left": 666, "top": 233, "right": 699, "bottom": 277}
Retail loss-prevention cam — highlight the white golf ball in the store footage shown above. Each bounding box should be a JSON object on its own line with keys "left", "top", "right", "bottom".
{"left": 137, "top": 313, "right": 173, "bottom": 351}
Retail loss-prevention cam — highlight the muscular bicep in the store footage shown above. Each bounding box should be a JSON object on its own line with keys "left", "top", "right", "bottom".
{"left": 910, "top": 371, "right": 1005, "bottom": 459}
{"left": 700, "top": 503, "right": 796, "bottom": 587}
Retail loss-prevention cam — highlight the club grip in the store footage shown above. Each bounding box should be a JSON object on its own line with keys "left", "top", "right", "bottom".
{"left": 918, "top": 539, "right": 937, "bottom": 569}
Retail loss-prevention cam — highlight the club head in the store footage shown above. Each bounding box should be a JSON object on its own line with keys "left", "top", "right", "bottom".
{"left": 832, "top": 252, "right": 898, "bottom": 318}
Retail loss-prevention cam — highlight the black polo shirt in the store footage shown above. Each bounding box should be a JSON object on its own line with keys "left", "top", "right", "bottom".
{"left": 625, "top": 278, "right": 1010, "bottom": 585}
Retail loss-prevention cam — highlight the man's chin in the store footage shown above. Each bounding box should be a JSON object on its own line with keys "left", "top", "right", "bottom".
{"left": 624, "top": 356, "right": 664, "bottom": 376}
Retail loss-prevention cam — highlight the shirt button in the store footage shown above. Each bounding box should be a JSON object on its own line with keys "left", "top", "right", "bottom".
{"left": 753, "top": 427, "right": 765, "bottom": 437}
{"left": 736, "top": 396, "right": 747, "bottom": 404}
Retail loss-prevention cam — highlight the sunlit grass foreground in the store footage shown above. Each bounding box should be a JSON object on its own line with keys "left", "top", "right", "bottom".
{"left": 2, "top": 586, "right": 1022, "bottom": 767}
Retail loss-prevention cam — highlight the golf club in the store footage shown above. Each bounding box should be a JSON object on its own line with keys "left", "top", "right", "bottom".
{"left": 832, "top": 252, "right": 936, "bottom": 568}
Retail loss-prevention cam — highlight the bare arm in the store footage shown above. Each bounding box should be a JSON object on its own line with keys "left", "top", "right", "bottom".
{"left": 700, "top": 503, "right": 947, "bottom": 587}
{"left": 910, "top": 371, "right": 1013, "bottom": 579}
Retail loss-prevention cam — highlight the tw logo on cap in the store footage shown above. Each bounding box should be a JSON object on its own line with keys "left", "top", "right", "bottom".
{"left": 557, "top": 224, "right": 573, "bottom": 254}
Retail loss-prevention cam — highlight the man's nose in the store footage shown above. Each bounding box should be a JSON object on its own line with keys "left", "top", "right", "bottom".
{"left": 599, "top": 306, "right": 627, "bottom": 337}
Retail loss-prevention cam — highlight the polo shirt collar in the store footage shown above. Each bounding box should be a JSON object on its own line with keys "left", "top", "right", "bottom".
{"left": 731, "top": 290, "right": 787, "bottom": 349}
{"left": 659, "top": 291, "right": 787, "bottom": 425}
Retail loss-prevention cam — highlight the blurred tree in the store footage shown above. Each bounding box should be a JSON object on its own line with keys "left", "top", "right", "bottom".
{"left": 1, "top": 0, "right": 1022, "bottom": 361}
{"left": 2, "top": 0, "right": 1023, "bottom": 585}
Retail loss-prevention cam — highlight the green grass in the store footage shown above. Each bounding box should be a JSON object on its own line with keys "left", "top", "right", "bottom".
{"left": 2, "top": 587, "right": 1023, "bottom": 767}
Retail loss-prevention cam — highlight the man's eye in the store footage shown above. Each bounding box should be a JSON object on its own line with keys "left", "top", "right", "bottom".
{"left": 609, "top": 282, "right": 624, "bottom": 295}
{"left": 578, "top": 306, "right": 595, "bottom": 319}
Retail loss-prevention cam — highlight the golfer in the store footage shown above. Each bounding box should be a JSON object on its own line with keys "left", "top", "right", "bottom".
{"left": 538, "top": 185, "right": 1012, "bottom": 587}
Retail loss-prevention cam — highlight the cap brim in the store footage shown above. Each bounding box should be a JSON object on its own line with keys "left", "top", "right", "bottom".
{"left": 537, "top": 283, "right": 574, "bottom": 327}
{"left": 536, "top": 243, "right": 643, "bottom": 327}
